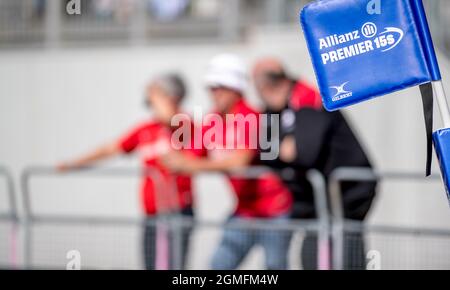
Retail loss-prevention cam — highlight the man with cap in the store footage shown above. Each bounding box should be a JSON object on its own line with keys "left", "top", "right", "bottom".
{"left": 252, "top": 57, "right": 377, "bottom": 270}
{"left": 163, "top": 54, "right": 293, "bottom": 270}
{"left": 58, "top": 73, "right": 197, "bottom": 270}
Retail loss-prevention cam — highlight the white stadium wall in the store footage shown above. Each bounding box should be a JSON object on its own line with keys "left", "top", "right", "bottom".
{"left": 1, "top": 25, "right": 450, "bottom": 269}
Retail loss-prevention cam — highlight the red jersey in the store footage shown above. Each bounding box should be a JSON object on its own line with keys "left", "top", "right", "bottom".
{"left": 202, "top": 99, "right": 293, "bottom": 218}
{"left": 119, "top": 118, "right": 197, "bottom": 215}
{"left": 289, "top": 81, "right": 323, "bottom": 111}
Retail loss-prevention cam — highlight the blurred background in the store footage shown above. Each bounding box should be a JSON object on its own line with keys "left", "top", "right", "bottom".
{"left": 1, "top": 0, "right": 450, "bottom": 270}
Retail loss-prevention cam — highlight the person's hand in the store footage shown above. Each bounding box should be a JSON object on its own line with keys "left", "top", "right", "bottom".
{"left": 160, "top": 151, "right": 193, "bottom": 173}
{"left": 279, "top": 135, "right": 297, "bottom": 163}
{"left": 56, "top": 161, "right": 79, "bottom": 172}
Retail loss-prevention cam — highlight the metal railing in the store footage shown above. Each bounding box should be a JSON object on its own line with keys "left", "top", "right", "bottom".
{"left": 3, "top": 165, "right": 449, "bottom": 269}
{"left": 19, "top": 165, "right": 329, "bottom": 270}
{"left": 0, "top": 166, "right": 17, "bottom": 222}
{"left": 328, "top": 168, "right": 450, "bottom": 270}
{"left": 0, "top": 166, "right": 18, "bottom": 269}
{"left": 20, "top": 166, "right": 167, "bottom": 269}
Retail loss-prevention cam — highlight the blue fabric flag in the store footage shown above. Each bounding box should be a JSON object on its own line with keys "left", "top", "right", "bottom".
{"left": 301, "top": 0, "right": 450, "bottom": 204}
{"left": 301, "top": 0, "right": 440, "bottom": 111}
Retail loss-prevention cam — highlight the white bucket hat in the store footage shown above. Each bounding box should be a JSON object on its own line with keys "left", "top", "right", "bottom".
{"left": 204, "top": 54, "right": 248, "bottom": 93}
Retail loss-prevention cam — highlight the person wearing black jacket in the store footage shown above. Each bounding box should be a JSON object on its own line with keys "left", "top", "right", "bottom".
{"left": 252, "top": 57, "right": 377, "bottom": 270}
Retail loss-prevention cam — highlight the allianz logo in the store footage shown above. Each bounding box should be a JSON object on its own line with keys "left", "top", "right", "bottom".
{"left": 330, "top": 81, "right": 353, "bottom": 102}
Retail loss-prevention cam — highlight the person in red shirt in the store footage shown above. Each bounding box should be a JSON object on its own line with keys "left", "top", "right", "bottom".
{"left": 58, "top": 73, "right": 196, "bottom": 270}
{"left": 163, "top": 54, "right": 293, "bottom": 270}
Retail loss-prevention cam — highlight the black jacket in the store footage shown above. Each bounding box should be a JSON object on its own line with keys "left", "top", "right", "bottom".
{"left": 262, "top": 96, "right": 377, "bottom": 220}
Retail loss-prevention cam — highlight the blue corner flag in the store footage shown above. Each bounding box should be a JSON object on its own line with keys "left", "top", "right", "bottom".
{"left": 301, "top": 0, "right": 450, "bottom": 204}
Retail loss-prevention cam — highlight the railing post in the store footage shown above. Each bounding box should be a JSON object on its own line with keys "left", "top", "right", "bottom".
{"left": 329, "top": 167, "right": 379, "bottom": 270}
{"left": 0, "top": 167, "right": 18, "bottom": 225}
{"left": 168, "top": 175, "right": 183, "bottom": 270}
{"left": 307, "top": 170, "right": 331, "bottom": 270}
{"left": 170, "top": 213, "right": 183, "bottom": 270}
{"left": 20, "top": 169, "right": 33, "bottom": 269}
{"left": 6, "top": 168, "right": 18, "bottom": 269}
{"left": 0, "top": 167, "right": 19, "bottom": 269}
{"left": 328, "top": 177, "right": 345, "bottom": 270}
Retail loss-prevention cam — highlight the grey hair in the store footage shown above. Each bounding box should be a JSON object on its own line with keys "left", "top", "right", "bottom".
{"left": 153, "top": 73, "right": 187, "bottom": 103}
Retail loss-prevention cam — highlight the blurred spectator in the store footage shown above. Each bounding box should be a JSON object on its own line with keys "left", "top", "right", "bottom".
{"left": 115, "top": 0, "right": 134, "bottom": 23}
{"left": 163, "top": 54, "right": 294, "bottom": 270}
{"left": 57, "top": 74, "right": 197, "bottom": 270}
{"left": 33, "top": 0, "right": 46, "bottom": 18}
{"left": 0, "top": 0, "right": 38, "bottom": 21}
{"left": 94, "top": 0, "right": 115, "bottom": 18}
{"left": 93, "top": 0, "right": 134, "bottom": 23}
{"left": 252, "top": 57, "right": 377, "bottom": 270}
{"left": 148, "top": 0, "right": 189, "bottom": 22}
{"left": 191, "top": 0, "right": 219, "bottom": 19}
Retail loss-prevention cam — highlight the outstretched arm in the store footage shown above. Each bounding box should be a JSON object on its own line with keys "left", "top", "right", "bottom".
{"left": 162, "top": 150, "right": 254, "bottom": 174}
{"left": 57, "top": 142, "right": 122, "bottom": 171}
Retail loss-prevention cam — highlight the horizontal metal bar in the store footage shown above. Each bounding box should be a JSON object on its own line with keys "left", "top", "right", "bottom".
{"left": 0, "top": 213, "right": 15, "bottom": 221}
{"left": 330, "top": 167, "right": 442, "bottom": 183}
{"left": 23, "top": 165, "right": 280, "bottom": 181}
{"left": 342, "top": 220, "right": 450, "bottom": 237}
{"left": 227, "top": 166, "right": 274, "bottom": 178}
{"left": 0, "top": 166, "right": 18, "bottom": 222}
{"left": 31, "top": 215, "right": 142, "bottom": 227}
{"left": 25, "top": 165, "right": 440, "bottom": 194}
{"left": 23, "top": 166, "right": 150, "bottom": 178}
{"left": 29, "top": 214, "right": 319, "bottom": 232}
{"left": 21, "top": 166, "right": 166, "bottom": 221}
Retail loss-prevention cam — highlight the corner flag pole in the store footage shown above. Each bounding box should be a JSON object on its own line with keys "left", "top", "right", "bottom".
{"left": 433, "top": 81, "right": 450, "bottom": 128}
